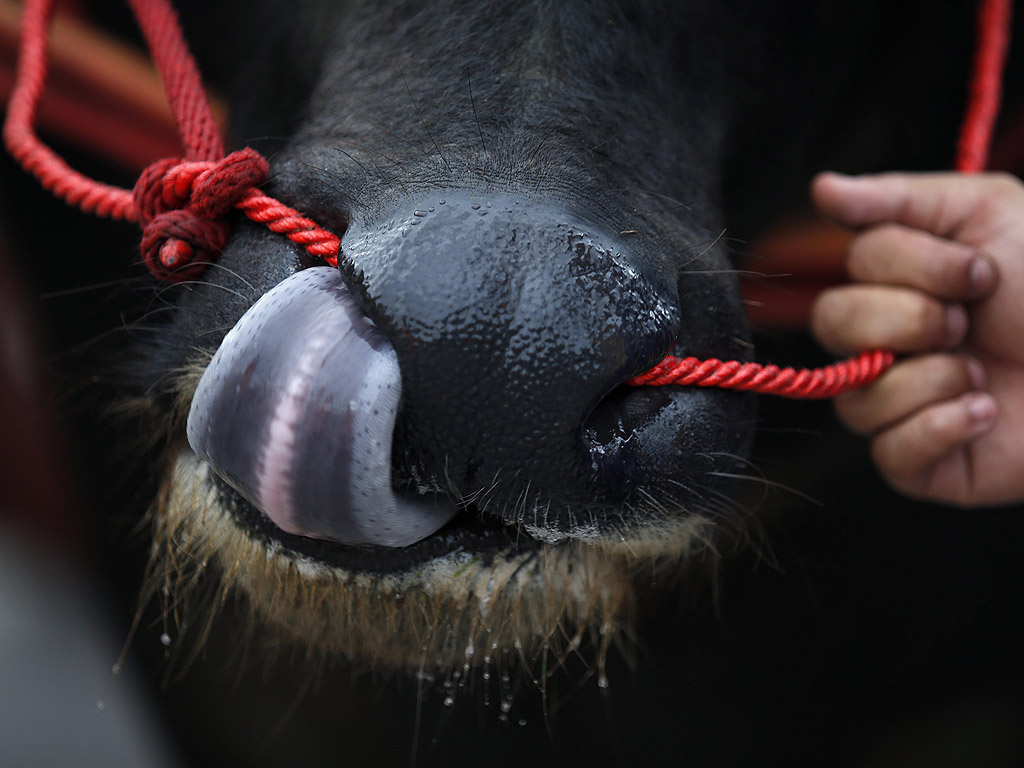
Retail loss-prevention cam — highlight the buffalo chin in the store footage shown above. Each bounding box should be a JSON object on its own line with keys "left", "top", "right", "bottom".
{"left": 149, "top": 445, "right": 723, "bottom": 673}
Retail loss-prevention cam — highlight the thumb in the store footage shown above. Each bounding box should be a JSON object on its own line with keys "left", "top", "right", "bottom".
{"left": 811, "top": 171, "right": 991, "bottom": 235}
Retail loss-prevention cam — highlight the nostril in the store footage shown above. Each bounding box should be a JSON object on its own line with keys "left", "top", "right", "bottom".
{"left": 583, "top": 376, "right": 756, "bottom": 506}
{"left": 186, "top": 266, "right": 457, "bottom": 547}
{"left": 583, "top": 387, "right": 650, "bottom": 498}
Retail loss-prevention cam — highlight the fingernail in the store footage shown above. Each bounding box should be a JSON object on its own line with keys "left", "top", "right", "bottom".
{"left": 966, "top": 357, "right": 986, "bottom": 390}
{"left": 945, "top": 304, "right": 968, "bottom": 347}
{"left": 966, "top": 393, "right": 997, "bottom": 435}
{"left": 968, "top": 255, "right": 995, "bottom": 295}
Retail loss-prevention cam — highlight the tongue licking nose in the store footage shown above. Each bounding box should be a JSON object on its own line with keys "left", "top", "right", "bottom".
{"left": 186, "top": 266, "right": 457, "bottom": 548}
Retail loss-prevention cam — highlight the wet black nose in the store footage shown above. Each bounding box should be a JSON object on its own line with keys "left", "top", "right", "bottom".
{"left": 342, "top": 191, "right": 748, "bottom": 534}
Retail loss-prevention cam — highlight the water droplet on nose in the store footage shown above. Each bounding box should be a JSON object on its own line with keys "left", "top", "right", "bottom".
{"left": 470, "top": 203, "right": 480, "bottom": 210}
{"left": 443, "top": 696, "right": 454, "bottom": 707}
{"left": 413, "top": 209, "right": 428, "bottom": 217}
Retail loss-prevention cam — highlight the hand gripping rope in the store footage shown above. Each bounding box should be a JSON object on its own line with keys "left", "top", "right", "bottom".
{"left": 2, "top": 0, "right": 1012, "bottom": 398}
{"left": 628, "top": 0, "right": 1011, "bottom": 395}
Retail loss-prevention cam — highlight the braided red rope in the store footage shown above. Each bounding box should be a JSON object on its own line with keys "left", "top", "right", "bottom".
{"left": 958, "top": 0, "right": 1012, "bottom": 173}
{"left": 627, "top": 349, "right": 896, "bottom": 398}
{"left": 2, "top": 0, "right": 340, "bottom": 282}
{"left": 1, "top": 0, "right": 1011, "bottom": 397}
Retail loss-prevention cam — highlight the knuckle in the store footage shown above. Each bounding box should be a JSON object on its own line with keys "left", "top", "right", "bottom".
{"left": 974, "top": 173, "right": 1024, "bottom": 223}
{"left": 986, "top": 171, "right": 1024, "bottom": 199}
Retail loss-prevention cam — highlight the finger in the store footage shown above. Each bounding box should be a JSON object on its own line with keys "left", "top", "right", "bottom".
{"left": 811, "top": 285, "right": 967, "bottom": 355}
{"left": 811, "top": 171, "right": 1020, "bottom": 237}
{"left": 871, "top": 392, "right": 998, "bottom": 502}
{"left": 834, "top": 354, "right": 985, "bottom": 435}
{"left": 846, "top": 223, "right": 996, "bottom": 301}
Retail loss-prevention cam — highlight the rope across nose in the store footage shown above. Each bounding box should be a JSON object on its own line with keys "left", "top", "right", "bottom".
{"left": 133, "top": 149, "right": 269, "bottom": 281}
{"left": 626, "top": 349, "right": 895, "bottom": 398}
{"left": 1, "top": 0, "right": 1011, "bottom": 399}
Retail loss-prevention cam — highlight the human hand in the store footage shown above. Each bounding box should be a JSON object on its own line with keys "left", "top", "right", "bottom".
{"left": 810, "top": 171, "right": 1024, "bottom": 506}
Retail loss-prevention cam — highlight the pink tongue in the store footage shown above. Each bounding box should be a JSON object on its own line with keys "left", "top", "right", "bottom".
{"left": 185, "top": 267, "right": 456, "bottom": 547}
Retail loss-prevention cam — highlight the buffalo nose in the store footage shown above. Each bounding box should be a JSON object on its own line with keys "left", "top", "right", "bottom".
{"left": 341, "top": 192, "right": 682, "bottom": 522}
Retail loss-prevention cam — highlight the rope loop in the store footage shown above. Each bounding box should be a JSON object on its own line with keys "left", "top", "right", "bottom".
{"left": 132, "top": 148, "right": 269, "bottom": 280}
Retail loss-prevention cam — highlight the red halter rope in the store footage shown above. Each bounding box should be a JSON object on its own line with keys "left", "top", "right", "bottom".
{"left": 2, "top": 0, "right": 1012, "bottom": 398}
{"left": 3, "top": 0, "right": 340, "bottom": 282}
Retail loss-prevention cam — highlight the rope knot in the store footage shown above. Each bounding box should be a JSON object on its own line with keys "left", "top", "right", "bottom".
{"left": 132, "top": 148, "right": 269, "bottom": 281}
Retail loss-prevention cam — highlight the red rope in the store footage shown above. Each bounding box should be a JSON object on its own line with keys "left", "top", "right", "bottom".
{"left": 3, "top": 0, "right": 135, "bottom": 221}
{"left": 626, "top": 349, "right": 895, "bottom": 399}
{"left": 2, "top": 0, "right": 340, "bottom": 282}
{"left": 958, "top": 0, "right": 1013, "bottom": 173}
{"left": 1, "top": 0, "right": 1012, "bottom": 398}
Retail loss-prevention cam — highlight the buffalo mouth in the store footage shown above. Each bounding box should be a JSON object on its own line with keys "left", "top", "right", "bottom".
{"left": 156, "top": 348, "right": 746, "bottom": 672}
{"left": 157, "top": 443, "right": 717, "bottom": 671}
